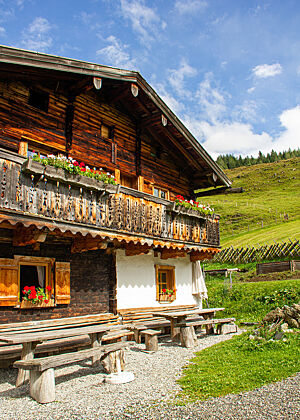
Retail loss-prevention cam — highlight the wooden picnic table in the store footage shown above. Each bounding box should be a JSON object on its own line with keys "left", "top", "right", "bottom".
{"left": 0, "top": 323, "right": 127, "bottom": 387}
{"left": 152, "top": 307, "right": 225, "bottom": 346}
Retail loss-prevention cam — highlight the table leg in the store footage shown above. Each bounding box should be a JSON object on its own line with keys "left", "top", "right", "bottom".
{"left": 16, "top": 341, "right": 39, "bottom": 387}
{"left": 89, "top": 332, "right": 104, "bottom": 366}
{"left": 180, "top": 326, "right": 196, "bottom": 348}
{"left": 170, "top": 319, "right": 180, "bottom": 342}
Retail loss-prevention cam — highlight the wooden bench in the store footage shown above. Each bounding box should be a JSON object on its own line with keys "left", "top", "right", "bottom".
{"left": 0, "top": 313, "right": 131, "bottom": 368}
{"left": 119, "top": 305, "right": 198, "bottom": 342}
{"left": 140, "top": 329, "right": 160, "bottom": 352}
{"left": 13, "top": 342, "right": 129, "bottom": 404}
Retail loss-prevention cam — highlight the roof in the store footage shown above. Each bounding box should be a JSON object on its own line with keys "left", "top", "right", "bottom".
{"left": 0, "top": 44, "right": 231, "bottom": 189}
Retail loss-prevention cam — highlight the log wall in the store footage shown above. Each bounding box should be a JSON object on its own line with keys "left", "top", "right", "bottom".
{"left": 0, "top": 240, "right": 115, "bottom": 323}
{"left": 0, "top": 78, "right": 191, "bottom": 197}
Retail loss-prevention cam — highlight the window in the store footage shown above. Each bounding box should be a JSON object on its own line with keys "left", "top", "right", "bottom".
{"left": 100, "top": 124, "right": 112, "bottom": 139}
{"left": 28, "top": 89, "right": 49, "bottom": 112}
{"left": 153, "top": 187, "right": 169, "bottom": 200}
{"left": 155, "top": 265, "right": 176, "bottom": 303}
{"left": 0, "top": 256, "right": 71, "bottom": 307}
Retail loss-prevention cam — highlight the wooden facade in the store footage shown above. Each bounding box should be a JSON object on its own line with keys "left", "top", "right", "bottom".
{"left": 0, "top": 45, "right": 230, "bottom": 319}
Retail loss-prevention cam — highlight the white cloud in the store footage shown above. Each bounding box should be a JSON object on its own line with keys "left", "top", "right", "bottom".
{"left": 96, "top": 36, "right": 136, "bottom": 69}
{"left": 272, "top": 105, "right": 300, "bottom": 152}
{"left": 120, "top": 0, "right": 165, "bottom": 45}
{"left": 252, "top": 63, "right": 282, "bottom": 78}
{"left": 153, "top": 82, "right": 184, "bottom": 115}
{"left": 21, "top": 17, "right": 53, "bottom": 52}
{"left": 0, "top": 26, "right": 5, "bottom": 36}
{"left": 174, "top": 0, "right": 208, "bottom": 15}
{"left": 297, "top": 66, "right": 300, "bottom": 75}
{"left": 233, "top": 100, "right": 258, "bottom": 123}
{"left": 195, "top": 73, "right": 227, "bottom": 123}
{"left": 247, "top": 86, "right": 256, "bottom": 94}
{"left": 183, "top": 105, "right": 300, "bottom": 159}
{"left": 167, "top": 59, "right": 197, "bottom": 97}
{"left": 76, "top": 11, "right": 95, "bottom": 25}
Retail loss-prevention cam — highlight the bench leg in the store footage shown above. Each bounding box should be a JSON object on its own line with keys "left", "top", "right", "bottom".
{"left": 170, "top": 319, "right": 181, "bottom": 342}
{"left": 30, "top": 369, "right": 55, "bottom": 404}
{"left": 16, "top": 341, "right": 39, "bottom": 387}
{"left": 180, "top": 326, "right": 196, "bottom": 348}
{"left": 145, "top": 334, "right": 158, "bottom": 352}
{"left": 90, "top": 332, "right": 104, "bottom": 367}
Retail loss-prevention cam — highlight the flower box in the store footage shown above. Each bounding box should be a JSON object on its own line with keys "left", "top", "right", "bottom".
{"left": 20, "top": 298, "right": 55, "bottom": 309}
{"left": 166, "top": 202, "right": 207, "bottom": 220}
{"left": 22, "top": 158, "right": 120, "bottom": 194}
{"left": 158, "top": 293, "right": 176, "bottom": 303}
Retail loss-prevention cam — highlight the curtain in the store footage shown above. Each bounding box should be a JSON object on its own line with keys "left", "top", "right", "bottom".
{"left": 37, "top": 266, "right": 45, "bottom": 288}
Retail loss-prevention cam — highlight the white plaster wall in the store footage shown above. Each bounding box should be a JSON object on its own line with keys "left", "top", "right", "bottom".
{"left": 116, "top": 249, "right": 200, "bottom": 309}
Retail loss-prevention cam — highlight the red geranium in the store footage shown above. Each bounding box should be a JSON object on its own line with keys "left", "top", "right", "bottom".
{"left": 44, "top": 299, "right": 49, "bottom": 304}
{"left": 79, "top": 162, "right": 85, "bottom": 168}
{"left": 73, "top": 161, "right": 79, "bottom": 166}
{"left": 162, "top": 288, "right": 166, "bottom": 293}
{"left": 38, "top": 295, "right": 43, "bottom": 301}
{"left": 23, "top": 285, "right": 30, "bottom": 292}
{"left": 46, "top": 285, "right": 52, "bottom": 291}
{"left": 29, "top": 286, "right": 36, "bottom": 291}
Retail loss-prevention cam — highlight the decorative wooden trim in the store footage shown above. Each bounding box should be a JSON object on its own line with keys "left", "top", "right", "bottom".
{"left": 93, "top": 77, "right": 102, "bottom": 90}
{"left": 131, "top": 84, "right": 139, "bottom": 97}
{"left": 160, "top": 248, "right": 186, "bottom": 260}
{"left": 71, "top": 237, "right": 107, "bottom": 253}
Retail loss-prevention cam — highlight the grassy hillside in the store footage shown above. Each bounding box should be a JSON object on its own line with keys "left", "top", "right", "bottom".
{"left": 198, "top": 157, "right": 300, "bottom": 247}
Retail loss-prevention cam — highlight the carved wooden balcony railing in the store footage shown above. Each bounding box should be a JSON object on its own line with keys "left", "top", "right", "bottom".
{"left": 0, "top": 153, "right": 220, "bottom": 248}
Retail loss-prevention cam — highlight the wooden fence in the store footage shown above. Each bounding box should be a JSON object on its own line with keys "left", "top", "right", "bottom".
{"left": 212, "top": 240, "right": 300, "bottom": 264}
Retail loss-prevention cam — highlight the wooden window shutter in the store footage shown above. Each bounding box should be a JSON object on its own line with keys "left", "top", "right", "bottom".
{"left": 55, "top": 262, "right": 71, "bottom": 304}
{"left": 0, "top": 258, "right": 19, "bottom": 306}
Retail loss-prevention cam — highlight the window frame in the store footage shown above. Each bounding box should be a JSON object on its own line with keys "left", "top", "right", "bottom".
{"left": 16, "top": 256, "right": 54, "bottom": 305}
{"left": 155, "top": 265, "right": 176, "bottom": 303}
{"left": 153, "top": 186, "right": 169, "bottom": 200}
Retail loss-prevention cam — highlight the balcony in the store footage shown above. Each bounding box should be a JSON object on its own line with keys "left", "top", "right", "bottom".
{"left": 0, "top": 150, "right": 220, "bottom": 250}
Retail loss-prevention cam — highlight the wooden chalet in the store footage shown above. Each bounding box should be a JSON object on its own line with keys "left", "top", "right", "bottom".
{"left": 0, "top": 45, "right": 231, "bottom": 323}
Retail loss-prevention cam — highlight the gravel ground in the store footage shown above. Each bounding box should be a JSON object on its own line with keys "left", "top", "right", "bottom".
{"left": 0, "top": 331, "right": 299, "bottom": 420}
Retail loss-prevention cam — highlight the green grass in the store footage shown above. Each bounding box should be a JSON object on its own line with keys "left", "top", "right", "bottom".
{"left": 206, "top": 277, "right": 300, "bottom": 322}
{"left": 221, "top": 219, "right": 300, "bottom": 247}
{"left": 197, "top": 157, "right": 300, "bottom": 245}
{"left": 175, "top": 272, "right": 300, "bottom": 404}
{"left": 177, "top": 332, "right": 300, "bottom": 402}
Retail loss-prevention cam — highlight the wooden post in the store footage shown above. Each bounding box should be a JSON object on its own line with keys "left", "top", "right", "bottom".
{"left": 30, "top": 369, "right": 55, "bottom": 404}
{"left": 16, "top": 341, "right": 39, "bottom": 387}
{"left": 18, "top": 140, "right": 28, "bottom": 157}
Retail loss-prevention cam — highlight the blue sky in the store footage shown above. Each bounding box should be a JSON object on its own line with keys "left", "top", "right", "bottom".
{"left": 1, "top": 0, "right": 300, "bottom": 159}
